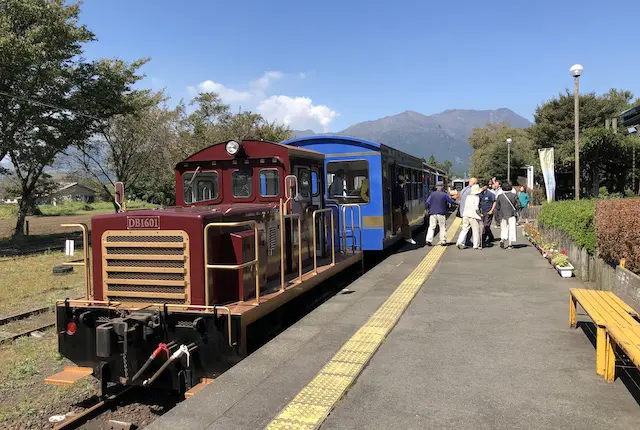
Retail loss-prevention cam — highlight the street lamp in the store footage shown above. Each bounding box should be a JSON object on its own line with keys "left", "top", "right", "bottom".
{"left": 506, "top": 138, "right": 512, "bottom": 183}
{"left": 570, "top": 64, "right": 584, "bottom": 200}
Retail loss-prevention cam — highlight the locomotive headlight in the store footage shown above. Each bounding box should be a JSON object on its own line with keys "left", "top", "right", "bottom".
{"left": 226, "top": 140, "right": 240, "bottom": 156}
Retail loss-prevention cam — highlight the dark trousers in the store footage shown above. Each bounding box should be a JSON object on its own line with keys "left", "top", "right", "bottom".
{"left": 482, "top": 213, "right": 495, "bottom": 243}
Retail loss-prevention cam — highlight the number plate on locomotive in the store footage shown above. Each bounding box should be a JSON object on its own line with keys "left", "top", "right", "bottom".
{"left": 127, "top": 216, "right": 160, "bottom": 230}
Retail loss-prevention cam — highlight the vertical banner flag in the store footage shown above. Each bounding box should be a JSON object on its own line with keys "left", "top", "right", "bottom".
{"left": 538, "top": 148, "right": 556, "bottom": 202}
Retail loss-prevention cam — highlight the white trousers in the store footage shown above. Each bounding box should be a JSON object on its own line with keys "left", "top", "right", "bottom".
{"left": 426, "top": 214, "right": 446, "bottom": 243}
{"left": 457, "top": 216, "right": 480, "bottom": 248}
{"left": 500, "top": 216, "right": 517, "bottom": 243}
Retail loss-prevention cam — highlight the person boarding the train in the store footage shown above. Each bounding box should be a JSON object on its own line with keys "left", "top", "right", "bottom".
{"left": 392, "top": 175, "right": 415, "bottom": 245}
{"left": 425, "top": 181, "right": 457, "bottom": 246}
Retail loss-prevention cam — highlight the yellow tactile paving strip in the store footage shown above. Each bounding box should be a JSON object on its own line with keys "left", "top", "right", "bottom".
{"left": 266, "top": 218, "right": 462, "bottom": 430}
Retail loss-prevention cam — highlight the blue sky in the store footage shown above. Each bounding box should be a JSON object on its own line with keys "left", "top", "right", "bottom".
{"left": 79, "top": 0, "right": 639, "bottom": 132}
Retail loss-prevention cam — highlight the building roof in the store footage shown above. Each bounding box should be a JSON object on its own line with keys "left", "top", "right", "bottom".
{"left": 620, "top": 104, "right": 640, "bottom": 127}
{"left": 54, "top": 182, "right": 96, "bottom": 195}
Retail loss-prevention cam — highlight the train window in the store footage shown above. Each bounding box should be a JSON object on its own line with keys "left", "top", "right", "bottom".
{"left": 232, "top": 169, "right": 253, "bottom": 198}
{"left": 184, "top": 171, "right": 219, "bottom": 204}
{"left": 326, "top": 160, "right": 369, "bottom": 204}
{"left": 259, "top": 169, "right": 280, "bottom": 197}
{"left": 297, "top": 167, "right": 311, "bottom": 198}
{"left": 311, "top": 170, "right": 319, "bottom": 196}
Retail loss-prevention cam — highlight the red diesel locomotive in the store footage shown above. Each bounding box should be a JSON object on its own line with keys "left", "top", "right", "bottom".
{"left": 45, "top": 139, "right": 363, "bottom": 396}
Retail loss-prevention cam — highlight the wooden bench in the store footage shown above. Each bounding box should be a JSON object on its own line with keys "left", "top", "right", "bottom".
{"left": 569, "top": 288, "right": 640, "bottom": 382}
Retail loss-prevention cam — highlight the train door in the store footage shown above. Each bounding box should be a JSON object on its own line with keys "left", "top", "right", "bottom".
{"left": 383, "top": 159, "right": 395, "bottom": 239}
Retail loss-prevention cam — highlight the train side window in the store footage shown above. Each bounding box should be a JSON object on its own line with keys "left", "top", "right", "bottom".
{"left": 232, "top": 169, "right": 253, "bottom": 198}
{"left": 184, "top": 171, "right": 219, "bottom": 204}
{"left": 259, "top": 169, "right": 280, "bottom": 197}
{"left": 311, "top": 170, "right": 319, "bottom": 196}
{"left": 326, "top": 160, "right": 369, "bottom": 204}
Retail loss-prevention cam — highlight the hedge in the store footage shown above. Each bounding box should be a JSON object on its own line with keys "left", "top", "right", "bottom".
{"left": 537, "top": 200, "right": 596, "bottom": 254}
{"left": 595, "top": 198, "right": 640, "bottom": 273}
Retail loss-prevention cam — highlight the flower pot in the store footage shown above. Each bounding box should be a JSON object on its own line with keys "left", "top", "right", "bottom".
{"left": 556, "top": 264, "right": 574, "bottom": 278}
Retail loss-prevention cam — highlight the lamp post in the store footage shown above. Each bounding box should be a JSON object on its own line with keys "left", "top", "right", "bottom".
{"left": 506, "top": 138, "right": 512, "bottom": 183}
{"left": 570, "top": 64, "right": 584, "bottom": 200}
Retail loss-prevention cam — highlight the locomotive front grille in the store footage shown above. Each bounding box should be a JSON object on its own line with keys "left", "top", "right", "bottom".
{"left": 102, "top": 230, "right": 190, "bottom": 304}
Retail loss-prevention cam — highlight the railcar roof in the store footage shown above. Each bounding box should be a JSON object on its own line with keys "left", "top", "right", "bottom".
{"left": 281, "top": 135, "right": 381, "bottom": 151}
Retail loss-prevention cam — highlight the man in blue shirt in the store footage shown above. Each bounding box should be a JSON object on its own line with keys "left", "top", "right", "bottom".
{"left": 479, "top": 182, "right": 497, "bottom": 246}
{"left": 425, "top": 182, "right": 457, "bottom": 246}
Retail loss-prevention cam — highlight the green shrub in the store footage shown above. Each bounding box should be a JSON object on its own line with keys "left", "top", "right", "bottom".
{"left": 538, "top": 200, "right": 596, "bottom": 254}
{"left": 595, "top": 198, "right": 640, "bottom": 274}
{"left": 552, "top": 253, "right": 570, "bottom": 267}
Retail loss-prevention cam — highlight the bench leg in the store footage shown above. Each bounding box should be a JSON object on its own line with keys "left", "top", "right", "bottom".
{"left": 596, "top": 326, "right": 606, "bottom": 376}
{"left": 570, "top": 295, "right": 577, "bottom": 328}
{"left": 604, "top": 334, "right": 616, "bottom": 383}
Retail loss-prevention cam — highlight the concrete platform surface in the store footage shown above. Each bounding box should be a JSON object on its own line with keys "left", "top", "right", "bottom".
{"left": 145, "top": 221, "right": 452, "bottom": 430}
{"left": 322, "top": 233, "right": 640, "bottom": 429}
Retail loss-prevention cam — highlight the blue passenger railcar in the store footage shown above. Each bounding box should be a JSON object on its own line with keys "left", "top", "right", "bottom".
{"left": 281, "top": 135, "right": 428, "bottom": 251}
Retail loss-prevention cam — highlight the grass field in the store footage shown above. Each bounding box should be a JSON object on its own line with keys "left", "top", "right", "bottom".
{"left": 0, "top": 251, "right": 86, "bottom": 317}
{"left": 0, "top": 252, "right": 96, "bottom": 428}
{"left": 0, "top": 330, "right": 97, "bottom": 428}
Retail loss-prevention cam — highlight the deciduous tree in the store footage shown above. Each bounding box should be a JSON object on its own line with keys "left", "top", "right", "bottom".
{"left": 0, "top": 0, "right": 146, "bottom": 235}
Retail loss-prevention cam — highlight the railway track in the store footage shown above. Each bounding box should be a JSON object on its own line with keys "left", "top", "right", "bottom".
{"left": 52, "top": 387, "right": 135, "bottom": 430}
{"left": 0, "top": 305, "right": 56, "bottom": 344}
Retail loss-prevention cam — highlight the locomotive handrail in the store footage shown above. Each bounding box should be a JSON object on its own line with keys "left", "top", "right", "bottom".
{"left": 281, "top": 213, "right": 302, "bottom": 290}
{"left": 60, "top": 223, "right": 92, "bottom": 299}
{"left": 312, "top": 209, "right": 336, "bottom": 274}
{"left": 283, "top": 175, "right": 298, "bottom": 215}
{"left": 340, "top": 204, "right": 363, "bottom": 253}
{"left": 204, "top": 221, "right": 260, "bottom": 306}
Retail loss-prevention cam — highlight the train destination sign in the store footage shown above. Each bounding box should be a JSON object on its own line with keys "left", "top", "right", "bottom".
{"left": 127, "top": 216, "right": 160, "bottom": 230}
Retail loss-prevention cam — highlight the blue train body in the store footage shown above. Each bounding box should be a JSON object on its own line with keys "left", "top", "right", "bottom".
{"left": 282, "top": 135, "right": 447, "bottom": 251}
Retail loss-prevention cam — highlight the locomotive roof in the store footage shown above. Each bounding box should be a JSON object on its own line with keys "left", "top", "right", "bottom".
{"left": 176, "top": 139, "right": 324, "bottom": 168}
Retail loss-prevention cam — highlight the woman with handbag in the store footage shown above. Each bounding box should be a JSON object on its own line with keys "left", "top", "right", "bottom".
{"left": 495, "top": 181, "right": 521, "bottom": 250}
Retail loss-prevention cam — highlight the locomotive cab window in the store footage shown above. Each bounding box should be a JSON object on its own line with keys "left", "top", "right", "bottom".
{"left": 297, "top": 167, "right": 311, "bottom": 198}
{"left": 326, "top": 160, "right": 369, "bottom": 204}
{"left": 259, "top": 169, "right": 280, "bottom": 197}
{"left": 232, "top": 169, "right": 253, "bottom": 198}
{"left": 184, "top": 171, "right": 219, "bottom": 204}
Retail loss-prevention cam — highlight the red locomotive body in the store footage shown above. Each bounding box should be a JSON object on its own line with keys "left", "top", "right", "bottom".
{"left": 47, "top": 140, "right": 362, "bottom": 396}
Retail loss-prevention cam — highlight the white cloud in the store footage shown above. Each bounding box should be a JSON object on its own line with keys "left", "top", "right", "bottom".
{"left": 258, "top": 96, "right": 338, "bottom": 132}
{"left": 187, "top": 72, "right": 338, "bottom": 132}
{"left": 251, "top": 71, "right": 283, "bottom": 93}
{"left": 188, "top": 80, "right": 252, "bottom": 102}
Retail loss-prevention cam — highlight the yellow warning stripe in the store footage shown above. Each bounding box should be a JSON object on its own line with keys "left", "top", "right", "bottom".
{"left": 266, "top": 218, "right": 462, "bottom": 430}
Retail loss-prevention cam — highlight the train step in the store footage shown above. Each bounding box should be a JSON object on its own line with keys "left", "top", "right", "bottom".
{"left": 184, "top": 378, "right": 214, "bottom": 399}
{"left": 45, "top": 366, "right": 93, "bottom": 386}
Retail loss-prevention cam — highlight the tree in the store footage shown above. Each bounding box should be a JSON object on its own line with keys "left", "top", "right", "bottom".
{"left": 1, "top": 0, "right": 146, "bottom": 235}
{"left": 469, "top": 122, "right": 535, "bottom": 182}
{"left": 530, "top": 89, "right": 636, "bottom": 196}
{"left": 125, "top": 92, "right": 293, "bottom": 205}
{"left": 73, "top": 91, "right": 173, "bottom": 210}
{"left": 427, "top": 155, "right": 437, "bottom": 166}
{"left": 530, "top": 89, "right": 633, "bottom": 153}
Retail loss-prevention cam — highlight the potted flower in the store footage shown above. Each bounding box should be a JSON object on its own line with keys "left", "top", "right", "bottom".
{"left": 552, "top": 251, "right": 574, "bottom": 278}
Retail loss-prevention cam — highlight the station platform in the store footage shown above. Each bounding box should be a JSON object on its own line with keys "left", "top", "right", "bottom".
{"left": 147, "top": 217, "right": 640, "bottom": 430}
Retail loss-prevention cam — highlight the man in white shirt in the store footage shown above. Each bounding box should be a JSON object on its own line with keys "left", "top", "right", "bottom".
{"left": 455, "top": 177, "right": 478, "bottom": 248}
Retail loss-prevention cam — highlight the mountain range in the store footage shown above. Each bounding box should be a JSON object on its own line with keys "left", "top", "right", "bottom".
{"left": 292, "top": 108, "right": 531, "bottom": 174}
